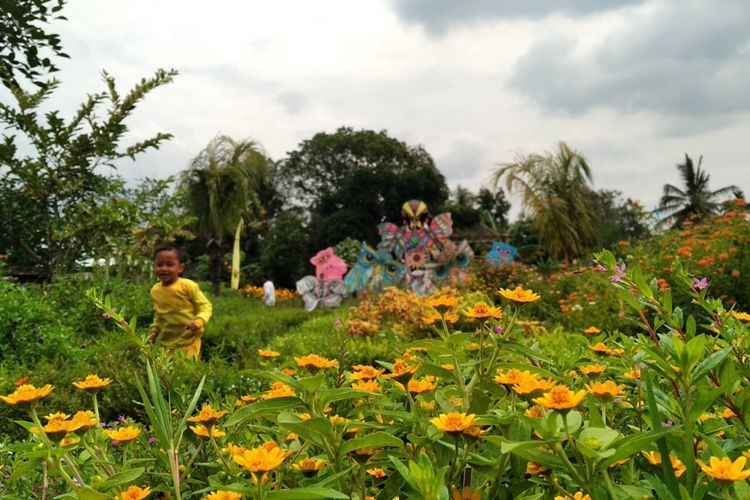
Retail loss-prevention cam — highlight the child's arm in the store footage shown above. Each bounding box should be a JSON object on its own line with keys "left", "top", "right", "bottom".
{"left": 187, "top": 282, "right": 212, "bottom": 330}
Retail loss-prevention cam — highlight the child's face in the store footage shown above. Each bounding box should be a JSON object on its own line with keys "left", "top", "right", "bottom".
{"left": 153, "top": 250, "right": 184, "bottom": 286}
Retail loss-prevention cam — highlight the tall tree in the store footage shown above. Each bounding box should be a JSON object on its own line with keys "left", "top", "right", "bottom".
{"left": 180, "top": 135, "right": 269, "bottom": 295}
{"left": 492, "top": 142, "right": 595, "bottom": 261}
{"left": 278, "top": 127, "right": 449, "bottom": 249}
{"left": 659, "top": 154, "right": 742, "bottom": 227}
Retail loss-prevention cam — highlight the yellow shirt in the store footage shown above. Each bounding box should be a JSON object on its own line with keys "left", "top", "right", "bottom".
{"left": 149, "top": 278, "right": 212, "bottom": 349}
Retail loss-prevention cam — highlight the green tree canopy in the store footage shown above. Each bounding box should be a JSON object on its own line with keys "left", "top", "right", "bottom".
{"left": 659, "top": 154, "right": 743, "bottom": 227}
{"left": 278, "top": 127, "right": 449, "bottom": 249}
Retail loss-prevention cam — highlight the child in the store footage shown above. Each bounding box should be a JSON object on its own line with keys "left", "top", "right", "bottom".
{"left": 148, "top": 245, "right": 212, "bottom": 359}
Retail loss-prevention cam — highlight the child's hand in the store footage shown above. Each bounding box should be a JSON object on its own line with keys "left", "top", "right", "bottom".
{"left": 186, "top": 320, "right": 201, "bottom": 332}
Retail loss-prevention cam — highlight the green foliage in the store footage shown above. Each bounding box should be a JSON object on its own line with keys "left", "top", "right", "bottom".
{"left": 260, "top": 210, "right": 312, "bottom": 288}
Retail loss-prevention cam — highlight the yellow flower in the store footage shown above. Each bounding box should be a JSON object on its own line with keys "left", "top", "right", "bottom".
{"left": 534, "top": 386, "right": 586, "bottom": 411}
{"left": 420, "top": 400, "right": 437, "bottom": 410}
{"left": 190, "top": 425, "right": 226, "bottom": 439}
{"left": 720, "top": 408, "right": 736, "bottom": 419}
{"left": 463, "top": 426, "right": 488, "bottom": 438}
{"left": 493, "top": 368, "right": 534, "bottom": 386}
{"left": 282, "top": 368, "right": 296, "bottom": 377}
{"left": 554, "top": 493, "right": 591, "bottom": 500}
{"left": 262, "top": 382, "right": 295, "bottom": 400}
{"left": 512, "top": 378, "right": 557, "bottom": 398}
{"left": 227, "top": 443, "right": 248, "bottom": 457}
{"left": 352, "top": 379, "right": 381, "bottom": 393}
{"left": 233, "top": 443, "right": 287, "bottom": 473}
{"left": 579, "top": 364, "right": 607, "bottom": 376}
{"left": 444, "top": 312, "right": 459, "bottom": 324}
{"left": 450, "top": 486, "right": 481, "bottom": 500}
{"left": 623, "top": 369, "right": 641, "bottom": 380}
{"left": 731, "top": 311, "right": 750, "bottom": 322}
{"left": 430, "top": 412, "right": 477, "bottom": 434}
{"left": 426, "top": 295, "right": 459, "bottom": 312}
{"left": 367, "top": 468, "right": 387, "bottom": 478}
{"left": 461, "top": 301, "right": 502, "bottom": 320}
{"left": 68, "top": 411, "right": 98, "bottom": 433}
{"left": 698, "top": 456, "right": 750, "bottom": 482}
{"left": 525, "top": 406, "right": 543, "bottom": 418}
{"left": 257, "top": 349, "right": 280, "bottom": 358}
{"left": 45, "top": 412, "right": 70, "bottom": 421}
{"left": 1, "top": 384, "right": 53, "bottom": 406}
{"left": 448, "top": 396, "right": 464, "bottom": 407}
{"left": 587, "top": 343, "right": 616, "bottom": 356}
{"left": 498, "top": 286, "right": 541, "bottom": 303}
{"left": 585, "top": 380, "right": 625, "bottom": 400}
{"left": 60, "top": 436, "right": 80, "bottom": 447}
{"left": 286, "top": 432, "right": 298, "bottom": 442}
{"left": 295, "top": 354, "right": 339, "bottom": 369}
{"left": 383, "top": 359, "right": 419, "bottom": 383}
{"left": 116, "top": 486, "right": 152, "bottom": 500}
{"left": 407, "top": 376, "right": 437, "bottom": 395}
{"left": 349, "top": 447, "right": 379, "bottom": 463}
{"left": 351, "top": 365, "right": 384, "bottom": 380}
{"left": 422, "top": 310, "right": 442, "bottom": 325}
{"left": 583, "top": 326, "right": 601, "bottom": 335}
{"left": 296, "top": 412, "right": 312, "bottom": 421}
{"left": 329, "top": 415, "right": 349, "bottom": 426}
{"left": 32, "top": 417, "right": 72, "bottom": 440}
{"left": 526, "top": 462, "right": 548, "bottom": 475}
{"left": 188, "top": 405, "right": 228, "bottom": 425}
{"left": 205, "top": 492, "right": 242, "bottom": 500}
{"left": 104, "top": 426, "right": 141, "bottom": 442}
{"left": 642, "top": 451, "right": 686, "bottom": 477}
{"left": 292, "top": 457, "right": 326, "bottom": 475}
{"left": 72, "top": 374, "right": 112, "bottom": 391}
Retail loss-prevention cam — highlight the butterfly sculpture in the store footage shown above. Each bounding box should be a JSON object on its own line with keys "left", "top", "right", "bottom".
{"left": 430, "top": 240, "right": 474, "bottom": 285}
{"left": 295, "top": 247, "right": 348, "bottom": 311}
{"left": 344, "top": 243, "right": 405, "bottom": 294}
{"left": 485, "top": 241, "right": 518, "bottom": 267}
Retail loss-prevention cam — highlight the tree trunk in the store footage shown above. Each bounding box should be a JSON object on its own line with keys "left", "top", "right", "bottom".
{"left": 209, "top": 246, "right": 223, "bottom": 296}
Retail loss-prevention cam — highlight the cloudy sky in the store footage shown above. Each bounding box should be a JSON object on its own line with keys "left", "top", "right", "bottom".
{"left": 47, "top": 0, "right": 750, "bottom": 218}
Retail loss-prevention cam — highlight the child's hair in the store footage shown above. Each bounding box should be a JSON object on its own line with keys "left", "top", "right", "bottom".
{"left": 153, "top": 244, "right": 183, "bottom": 262}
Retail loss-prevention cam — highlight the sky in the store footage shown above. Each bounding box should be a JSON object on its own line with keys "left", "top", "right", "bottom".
{"left": 38, "top": 0, "right": 750, "bottom": 218}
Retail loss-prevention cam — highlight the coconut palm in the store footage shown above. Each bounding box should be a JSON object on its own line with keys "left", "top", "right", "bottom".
{"left": 659, "top": 154, "right": 742, "bottom": 227}
{"left": 492, "top": 142, "right": 595, "bottom": 261}
{"left": 180, "top": 135, "right": 269, "bottom": 295}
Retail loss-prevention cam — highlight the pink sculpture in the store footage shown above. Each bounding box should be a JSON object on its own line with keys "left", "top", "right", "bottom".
{"left": 310, "top": 247, "right": 348, "bottom": 281}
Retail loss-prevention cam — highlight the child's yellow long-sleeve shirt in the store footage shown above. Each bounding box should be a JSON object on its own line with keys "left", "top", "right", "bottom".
{"left": 149, "top": 278, "right": 212, "bottom": 349}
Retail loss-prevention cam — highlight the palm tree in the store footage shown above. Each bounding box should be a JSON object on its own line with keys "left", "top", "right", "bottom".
{"left": 492, "top": 142, "right": 595, "bottom": 261}
{"left": 180, "top": 135, "right": 269, "bottom": 295}
{"left": 659, "top": 154, "right": 742, "bottom": 227}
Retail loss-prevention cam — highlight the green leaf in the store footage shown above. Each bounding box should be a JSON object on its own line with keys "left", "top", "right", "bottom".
{"left": 225, "top": 397, "right": 305, "bottom": 426}
{"left": 319, "top": 388, "right": 381, "bottom": 407}
{"left": 692, "top": 347, "right": 731, "bottom": 381}
{"left": 297, "top": 373, "right": 326, "bottom": 394}
{"left": 75, "top": 487, "right": 108, "bottom": 500}
{"left": 96, "top": 468, "right": 145, "bottom": 491}
{"left": 600, "top": 428, "right": 675, "bottom": 468}
{"left": 265, "top": 488, "right": 349, "bottom": 499}
{"left": 339, "top": 432, "right": 403, "bottom": 456}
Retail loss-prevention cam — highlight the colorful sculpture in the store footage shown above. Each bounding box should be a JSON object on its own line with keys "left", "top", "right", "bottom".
{"left": 343, "top": 243, "right": 405, "bottom": 294}
{"left": 296, "top": 247, "right": 348, "bottom": 311}
{"left": 485, "top": 241, "right": 518, "bottom": 267}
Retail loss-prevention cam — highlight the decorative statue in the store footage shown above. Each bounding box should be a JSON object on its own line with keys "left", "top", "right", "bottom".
{"left": 485, "top": 241, "right": 518, "bottom": 267}
{"left": 296, "top": 247, "right": 348, "bottom": 311}
{"left": 343, "top": 243, "right": 405, "bottom": 295}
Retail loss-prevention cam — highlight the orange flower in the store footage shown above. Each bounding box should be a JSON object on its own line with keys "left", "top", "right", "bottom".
{"left": 352, "top": 379, "right": 381, "bottom": 393}
{"left": 430, "top": 412, "right": 477, "bottom": 434}
{"left": 450, "top": 486, "right": 481, "bottom": 500}
{"left": 292, "top": 457, "right": 326, "bottom": 475}
{"left": 116, "top": 486, "right": 152, "bottom": 500}
{"left": 233, "top": 443, "right": 287, "bottom": 473}
{"left": 732, "top": 311, "right": 750, "bottom": 322}
{"left": 366, "top": 468, "right": 387, "bottom": 478}
{"left": 443, "top": 312, "right": 459, "bottom": 324}
{"left": 407, "top": 376, "right": 437, "bottom": 395}
{"left": 498, "top": 286, "right": 541, "bottom": 303}
{"left": 579, "top": 364, "right": 607, "bottom": 376}
{"left": 189, "top": 425, "right": 226, "bottom": 439}
{"left": 623, "top": 369, "right": 641, "bottom": 380}
{"left": 262, "top": 382, "right": 295, "bottom": 400}
{"left": 698, "top": 456, "right": 750, "bottom": 482}
{"left": 554, "top": 493, "right": 591, "bottom": 500}
{"left": 643, "top": 451, "right": 686, "bottom": 477}
{"left": 282, "top": 368, "right": 296, "bottom": 376}
{"left": 493, "top": 368, "right": 534, "bottom": 386}
{"left": 295, "top": 354, "right": 339, "bottom": 370}
{"left": 731, "top": 269, "right": 741, "bottom": 278}
{"left": 420, "top": 400, "right": 437, "bottom": 410}
{"left": 72, "top": 374, "right": 112, "bottom": 391}
{"left": 257, "top": 349, "right": 280, "bottom": 358}
{"left": 463, "top": 425, "right": 489, "bottom": 438}
{"left": 227, "top": 443, "right": 248, "bottom": 457}
{"left": 383, "top": 359, "right": 419, "bottom": 383}
{"left": 461, "top": 301, "right": 502, "bottom": 320}
{"left": 526, "top": 462, "right": 549, "bottom": 475}
{"left": 585, "top": 380, "right": 625, "bottom": 400}
{"left": 583, "top": 326, "right": 601, "bottom": 335}
{"left": 513, "top": 378, "right": 556, "bottom": 398}
{"left": 105, "top": 426, "right": 141, "bottom": 443}
{"left": 534, "top": 386, "right": 586, "bottom": 411}
{"left": 32, "top": 417, "right": 72, "bottom": 440}
{"left": 188, "top": 405, "right": 228, "bottom": 426}
{"left": 525, "top": 406, "right": 543, "bottom": 418}
{"left": 351, "top": 365, "right": 384, "bottom": 380}
{"left": 1, "top": 384, "right": 53, "bottom": 406}
{"left": 68, "top": 411, "right": 98, "bottom": 433}
{"left": 205, "top": 492, "right": 242, "bottom": 500}
{"left": 426, "top": 295, "right": 459, "bottom": 312}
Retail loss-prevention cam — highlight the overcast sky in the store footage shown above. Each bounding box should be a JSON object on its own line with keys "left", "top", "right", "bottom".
{"left": 44, "top": 0, "right": 750, "bottom": 218}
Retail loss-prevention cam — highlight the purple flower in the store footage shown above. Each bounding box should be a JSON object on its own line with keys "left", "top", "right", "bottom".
{"left": 493, "top": 326, "right": 504, "bottom": 334}
{"left": 101, "top": 312, "right": 111, "bottom": 320}
{"left": 148, "top": 437, "right": 157, "bottom": 445}
{"left": 692, "top": 277, "right": 708, "bottom": 290}
{"left": 661, "top": 420, "right": 673, "bottom": 428}
{"left": 117, "top": 415, "right": 126, "bottom": 422}
{"left": 610, "top": 264, "right": 626, "bottom": 282}
{"left": 593, "top": 265, "right": 607, "bottom": 273}
{"left": 111, "top": 440, "right": 120, "bottom": 446}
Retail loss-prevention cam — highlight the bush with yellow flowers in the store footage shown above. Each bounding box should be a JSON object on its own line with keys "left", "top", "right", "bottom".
{"left": 5, "top": 248, "right": 750, "bottom": 499}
